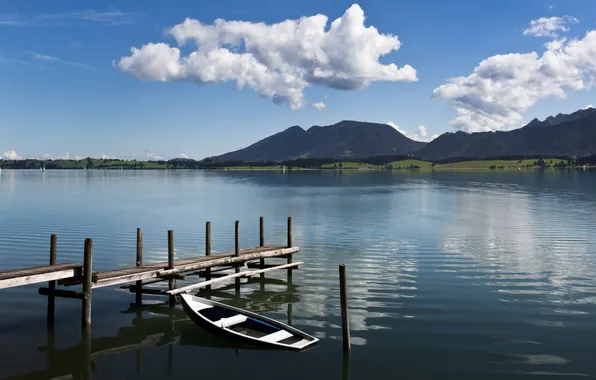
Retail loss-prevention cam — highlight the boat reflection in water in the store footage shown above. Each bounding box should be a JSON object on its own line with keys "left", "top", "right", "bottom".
{"left": 6, "top": 276, "right": 320, "bottom": 380}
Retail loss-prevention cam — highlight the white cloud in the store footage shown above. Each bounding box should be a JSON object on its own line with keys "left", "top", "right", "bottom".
{"left": 3, "top": 150, "right": 20, "bottom": 160}
{"left": 433, "top": 29, "right": 596, "bottom": 132}
{"left": 115, "top": 4, "right": 417, "bottom": 110}
{"left": 523, "top": 16, "right": 579, "bottom": 38}
{"left": 146, "top": 151, "right": 164, "bottom": 160}
{"left": 386, "top": 122, "right": 437, "bottom": 142}
{"left": 0, "top": 55, "right": 31, "bottom": 65}
{"left": 25, "top": 50, "right": 96, "bottom": 70}
{"left": 585, "top": 104, "right": 594, "bottom": 109}
{"left": 180, "top": 153, "right": 189, "bottom": 158}
{"left": 313, "top": 102, "right": 327, "bottom": 111}
{"left": 0, "top": 10, "right": 141, "bottom": 27}
{"left": 417, "top": 125, "right": 428, "bottom": 138}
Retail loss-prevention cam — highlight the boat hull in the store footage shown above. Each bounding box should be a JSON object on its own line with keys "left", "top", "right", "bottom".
{"left": 179, "top": 294, "right": 318, "bottom": 351}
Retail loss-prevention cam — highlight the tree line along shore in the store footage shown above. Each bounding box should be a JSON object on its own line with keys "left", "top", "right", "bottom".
{"left": 1, "top": 155, "right": 596, "bottom": 171}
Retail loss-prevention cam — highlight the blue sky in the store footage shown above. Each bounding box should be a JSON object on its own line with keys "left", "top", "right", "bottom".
{"left": 1, "top": 0, "right": 595, "bottom": 160}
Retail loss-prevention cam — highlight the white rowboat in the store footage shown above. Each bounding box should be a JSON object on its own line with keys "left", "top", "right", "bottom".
{"left": 180, "top": 294, "right": 319, "bottom": 351}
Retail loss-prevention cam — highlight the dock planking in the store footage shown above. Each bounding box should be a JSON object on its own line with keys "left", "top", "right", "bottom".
{"left": 92, "top": 245, "right": 287, "bottom": 283}
{"left": 0, "top": 263, "right": 83, "bottom": 290}
{"left": 0, "top": 216, "right": 301, "bottom": 330}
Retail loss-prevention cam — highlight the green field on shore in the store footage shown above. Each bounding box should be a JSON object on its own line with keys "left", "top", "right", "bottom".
{"left": 0, "top": 157, "right": 582, "bottom": 171}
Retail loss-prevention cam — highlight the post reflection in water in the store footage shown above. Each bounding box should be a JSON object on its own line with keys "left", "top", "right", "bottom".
{"left": 7, "top": 274, "right": 305, "bottom": 380}
{"left": 2, "top": 170, "right": 596, "bottom": 378}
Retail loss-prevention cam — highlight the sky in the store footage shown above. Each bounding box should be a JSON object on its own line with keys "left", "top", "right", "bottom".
{"left": 1, "top": 0, "right": 595, "bottom": 160}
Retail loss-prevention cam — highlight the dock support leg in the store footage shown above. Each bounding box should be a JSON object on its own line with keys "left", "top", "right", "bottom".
{"left": 168, "top": 320, "right": 174, "bottom": 376}
{"left": 234, "top": 220, "right": 240, "bottom": 296}
{"left": 135, "top": 228, "right": 143, "bottom": 306}
{"left": 287, "top": 216, "right": 293, "bottom": 282}
{"left": 47, "top": 234, "right": 57, "bottom": 326}
{"left": 259, "top": 216, "right": 265, "bottom": 278}
{"left": 339, "top": 264, "right": 350, "bottom": 351}
{"left": 168, "top": 230, "right": 175, "bottom": 308}
{"left": 82, "top": 238, "right": 93, "bottom": 329}
{"left": 82, "top": 327, "right": 92, "bottom": 380}
{"left": 206, "top": 221, "right": 211, "bottom": 290}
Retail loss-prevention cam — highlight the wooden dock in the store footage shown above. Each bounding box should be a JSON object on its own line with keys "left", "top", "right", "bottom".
{"left": 0, "top": 216, "right": 300, "bottom": 329}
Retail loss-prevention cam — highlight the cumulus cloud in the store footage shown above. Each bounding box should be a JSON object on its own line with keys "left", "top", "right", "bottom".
{"left": 433, "top": 29, "right": 596, "bottom": 132}
{"left": 313, "top": 102, "right": 327, "bottom": 111}
{"left": 146, "top": 151, "right": 164, "bottom": 160}
{"left": 180, "top": 153, "right": 189, "bottom": 159}
{"left": 523, "top": 16, "right": 579, "bottom": 38}
{"left": 386, "top": 122, "right": 437, "bottom": 142}
{"left": 3, "top": 150, "right": 20, "bottom": 159}
{"left": 585, "top": 104, "right": 594, "bottom": 109}
{"left": 115, "top": 4, "right": 417, "bottom": 110}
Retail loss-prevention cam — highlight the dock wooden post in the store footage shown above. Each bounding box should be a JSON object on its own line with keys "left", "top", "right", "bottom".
{"left": 168, "top": 230, "right": 175, "bottom": 307}
{"left": 259, "top": 216, "right": 265, "bottom": 278}
{"left": 339, "top": 264, "right": 350, "bottom": 351}
{"left": 235, "top": 221, "right": 240, "bottom": 295}
{"left": 82, "top": 326, "right": 92, "bottom": 380}
{"left": 82, "top": 238, "right": 93, "bottom": 329}
{"left": 135, "top": 228, "right": 143, "bottom": 306}
{"left": 287, "top": 217, "right": 293, "bottom": 281}
{"left": 47, "top": 234, "right": 57, "bottom": 326}
{"left": 205, "top": 221, "right": 211, "bottom": 289}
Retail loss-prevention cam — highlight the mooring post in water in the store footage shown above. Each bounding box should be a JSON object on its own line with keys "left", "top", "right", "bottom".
{"left": 259, "top": 216, "right": 265, "bottom": 278}
{"left": 82, "top": 238, "right": 93, "bottom": 329}
{"left": 339, "top": 264, "right": 350, "bottom": 351}
{"left": 135, "top": 228, "right": 143, "bottom": 306}
{"left": 168, "top": 230, "right": 175, "bottom": 307}
{"left": 235, "top": 220, "right": 240, "bottom": 295}
{"left": 205, "top": 221, "right": 212, "bottom": 289}
{"left": 287, "top": 216, "right": 293, "bottom": 281}
{"left": 47, "top": 234, "right": 57, "bottom": 326}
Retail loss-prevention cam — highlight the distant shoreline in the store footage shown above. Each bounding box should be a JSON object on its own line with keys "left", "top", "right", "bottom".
{"left": 1, "top": 157, "right": 593, "bottom": 172}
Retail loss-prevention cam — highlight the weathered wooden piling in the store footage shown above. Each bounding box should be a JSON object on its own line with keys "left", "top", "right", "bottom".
{"left": 339, "top": 264, "right": 350, "bottom": 351}
{"left": 82, "top": 326, "right": 92, "bottom": 380}
{"left": 47, "top": 234, "right": 57, "bottom": 326}
{"left": 259, "top": 216, "right": 265, "bottom": 279}
{"left": 287, "top": 216, "right": 293, "bottom": 281}
{"left": 135, "top": 228, "right": 143, "bottom": 306}
{"left": 82, "top": 238, "right": 93, "bottom": 329}
{"left": 235, "top": 220, "right": 240, "bottom": 294}
{"left": 205, "top": 221, "right": 212, "bottom": 289}
{"left": 168, "top": 230, "right": 175, "bottom": 307}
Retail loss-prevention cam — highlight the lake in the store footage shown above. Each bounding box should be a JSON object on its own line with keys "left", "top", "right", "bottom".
{"left": 0, "top": 169, "right": 595, "bottom": 379}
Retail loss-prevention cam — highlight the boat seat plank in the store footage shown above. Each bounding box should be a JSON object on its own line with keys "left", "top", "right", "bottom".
{"left": 291, "top": 339, "right": 312, "bottom": 348}
{"left": 194, "top": 304, "right": 213, "bottom": 312}
{"left": 216, "top": 314, "right": 248, "bottom": 328}
{"left": 260, "top": 329, "right": 293, "bottom": 343}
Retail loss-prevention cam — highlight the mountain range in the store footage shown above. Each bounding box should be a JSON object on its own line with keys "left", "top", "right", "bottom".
{"left": 209, "top": 107, "right": 596, "bottom": 162}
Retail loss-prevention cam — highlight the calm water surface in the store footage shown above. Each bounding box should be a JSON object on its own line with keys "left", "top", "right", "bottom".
{"left": 0, "top": 169, "right": 595, "bottom": 379}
